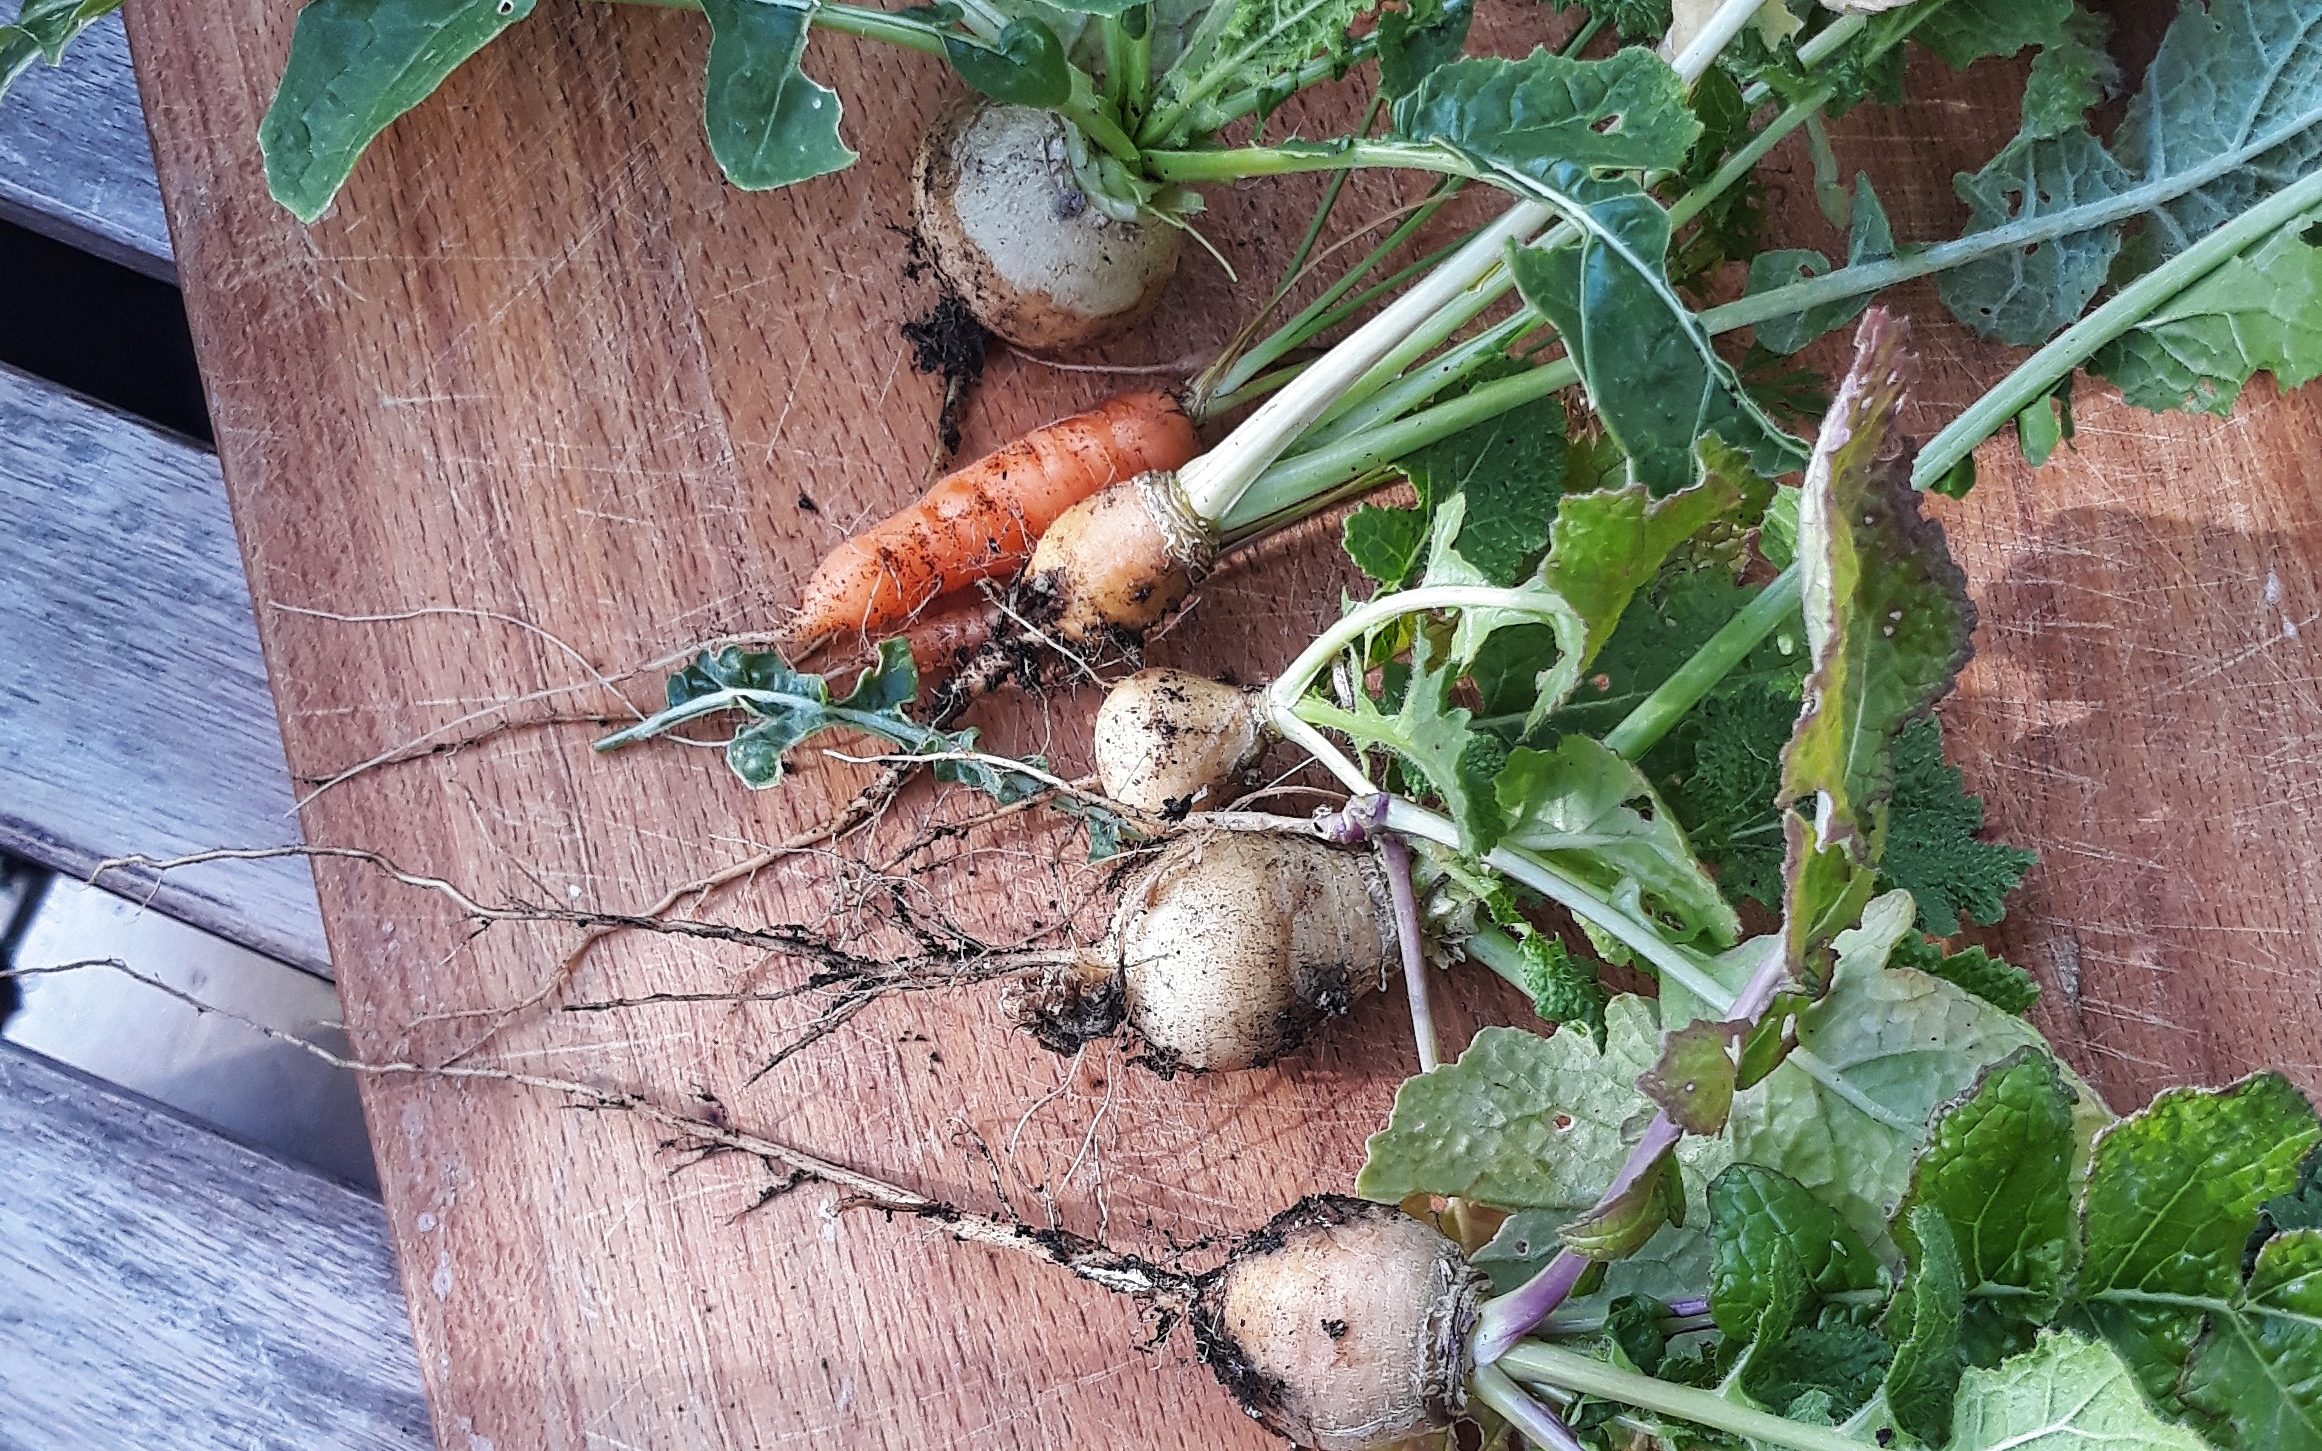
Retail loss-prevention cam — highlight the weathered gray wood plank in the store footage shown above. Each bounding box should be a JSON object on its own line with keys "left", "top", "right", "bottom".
{"left": 0, "top": 363, "right": 328, "bottom": 975}
{"left": 0, "top": 1042, "right": 428, "bottom": 1451}
{"left": 0, "top": 14, "right": 172, "bottom": 278}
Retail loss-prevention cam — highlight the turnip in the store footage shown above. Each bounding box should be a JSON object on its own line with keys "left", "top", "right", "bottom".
{"left": 913, "top": 100, "right": 1182, "bottom": 354}
{"left": 1193, "top": 1196, "right": 1483, "bottom": 1451}
{"left": 1093, "top": 668, "right": 1267, "bottom": 812}
{"left": 1024, "top": 467, "right": 1212, "bottom": 643}
{"left": 1013, "top": 831, "right": 1395, "bottom": 1072}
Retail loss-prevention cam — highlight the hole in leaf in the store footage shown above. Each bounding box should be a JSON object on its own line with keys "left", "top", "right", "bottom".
{"left": 1590, "top": 113, "right": 1622, "bottom": 135}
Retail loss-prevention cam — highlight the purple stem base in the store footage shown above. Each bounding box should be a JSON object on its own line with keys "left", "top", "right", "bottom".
{"left": 1379, "top": 833, "right": 1440, "bottom": 1070}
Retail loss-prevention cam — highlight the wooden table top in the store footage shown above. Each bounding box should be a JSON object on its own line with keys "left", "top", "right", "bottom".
{"left": 123, "top": 1, "right": 2322, "bottom": 1444}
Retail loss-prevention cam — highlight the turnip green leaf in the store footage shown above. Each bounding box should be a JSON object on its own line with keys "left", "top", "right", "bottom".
{"left": 1897, "top": 1050, "right": 2079, "bottom": 1358}
{"left": 2074, "top": 1073, "right": 2322, "bottom": 1415}
{"left": 1912, "top": 0, "right": 2074, "bottom": 71}
{"left": 1949, "top": 1331, "right": 2208, "bottom": 1451}
{"left": 1150, "top": 0, "right": 1375, "bottom": 139}
{"left": 2182, "top": 1227, "right": 2322, "bottom": 1450}
{"left": 1353, "top": 1022, "right": 1652, "bottom": 1212}
{"left": 700, "top": 0, "right": 856, "bottom": 191}
{"left": 944, "top": 17, "right": 1072, "bottom": 109}
{"left": 1940, "top": 130, "right": 2130, "bottom": 346}
{"left": 1747, "top": 175, "right": 1895, "bottom": 357}
{"left": 2113, "top": 0, "right": 2322, "bottom": 266}
{"left": 2019, "top": 6, "right": 2119, "bottom": 143}
{"left": 1884, "top": 1206, "right": 1967, "bottom": 1445}
{"left": 1729, "top": 892, "right": 2103, "bottom": 1256}
{"left": 2093, "top": 211, "right": 2322, "bottom": 416}
{"left": 1636, "top": 1016, "right": 1743, "bottom": 1134}
{"left": 0, "top": 0, "right": 121, "bottom": 83}
{"left": 1707, "top": 1162, "right": 1883, "bottom": 1347}
{"left": 1499, "top": 178, "right": 1804, "bottom": 494}
{"left": 1374, "top": 0, "right": 1469, "bottom": 100}
{"left": 260, "top": 0, "right": 538, "bottom": 222}
{"left": 1561, "top": 571, "right": 1802, "bottom": 738}
{"left": 1937, "top": 0, "right": 2322, "bottom": 347}
{"left": 1534, "top": 470, "right": 1750, "bottom": 719}
{"left": 1496, "top": 734, "right": 1741, "bottom": 950}
{"left": 1781, "top": 312, "right": 1973, "bottom": 893}
{"left": 1300, "top": 619, "right": 1511, "bottom": 849}
{"left": 1475, "top": 1207, "right": 1713, "bottom": 1305}
{"left": 1392, "top": 48, "right": 1704, "bottom": 178}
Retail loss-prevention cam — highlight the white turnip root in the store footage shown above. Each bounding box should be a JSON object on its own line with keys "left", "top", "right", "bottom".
{"left": 1194, "top": 1196, "right": 1484, "bottom": 1451}
{"left": 1023, "top": 468, "right": 1210, "bottom": 643}
{"left": 1011, "top": 832, "right": 1394, "bottom": 1072}
{"left": 913, "top": 100, "right": 1182, "bottom": 353}
{"left": 1093, "top": 668, "right": 1267, "bottom": 812}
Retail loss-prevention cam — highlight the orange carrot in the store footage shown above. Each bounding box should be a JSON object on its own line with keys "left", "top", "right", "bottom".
{"left": 896, "top": 593, "right": 998, "bottom": 683}
{"left": 789, "top": 390, "right": 1198, "bottom": 647}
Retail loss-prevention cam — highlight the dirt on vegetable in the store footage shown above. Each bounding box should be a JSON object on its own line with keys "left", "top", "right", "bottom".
{"left": 901, "top": 292, "right": 991, "bottom": 456}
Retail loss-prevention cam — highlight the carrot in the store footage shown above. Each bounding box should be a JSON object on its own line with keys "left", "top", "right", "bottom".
{"left": 788, "top": 390, "right": 1198, "bottom": 648}
{"left": 895, "top": 593, "right": 998, "bottom": 683}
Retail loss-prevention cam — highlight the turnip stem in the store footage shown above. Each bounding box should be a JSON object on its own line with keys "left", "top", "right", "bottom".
{"left": 1281, "top": 95, "right": 1388, "bottom": 286}
{"left": 1604, "top": 564, "right": 1802, "bottom": 761}
{"left": 1379, "top": 833, "right": 1441, "bottom": 1070}
{"left": 1666, "top": 0, "right": 1768, "bottom": 79}
{"left": 1170, "top": 0, "right": 1783, "bottom": 461}
{"left": 1268, "top": 584, "right": 1569, "bottom": 723}
{"left": 1471, "top": 1365, "right": 1589, "bottom": 1451}
{"left": 1535, "top": 1304, "right": 1716, "bottom": 1339}
{"left": 1168, "top": 0, "right": 1776, "bottom": 525}
{"left": 1303, "top": 311, "right": 1532, "bottom": 450}
{"left": 1197, "top": 182, "right": 1465, "bottom": 416}
{"left": 1500, "top": 1342, "right": 1869, "bottom": 1451}
{"left": 1471, "top": 1108, "right": 1689, "bottom": 1359}
{"left": 1740, "top": 12, "right": 1865, "bottom": 107}
{"left": 1223, "top": 357, "right": 1572, "bottom": 529}
{"left": 1177, "top": 201, "right": 1551, "bottom": 522}
{"left": 1373, "top": 799, "right": 1733, "bottom": 1011}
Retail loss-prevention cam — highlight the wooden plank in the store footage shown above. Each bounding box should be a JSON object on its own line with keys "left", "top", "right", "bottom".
{"left": 120, "top": 4, "right": 2322, "bottom": 1447}
{"left": 0, "top": 1042, "right": 428, "bottom": 1451}
{"left": 0, "top": 14, "right": 172, "bottom": 279}
{"left": 0, "top": 364, "right": 328, "bottom": 975}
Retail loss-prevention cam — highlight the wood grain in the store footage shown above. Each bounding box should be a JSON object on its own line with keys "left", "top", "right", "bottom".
{"left": 0, "top": 362, "right": 327, "bottom": 975}
{"left": 120, "top": 5, "right": 2322, "bottom": 1448}
{"left": 0, "top": 1042, "right": 426, "bottom": 1451}
{"left": 0, "top": 14, "right": 172, "bottom": 277}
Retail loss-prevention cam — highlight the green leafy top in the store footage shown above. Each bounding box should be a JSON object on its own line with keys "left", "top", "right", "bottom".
{"left": 1392, "top": 46, "right": 1705, "bottom": 179}
{"left": 260, "top": 0, "right": 541, "bottom": 221}
{"left": 1782, "top": 311, "right": 1973, "bottom": 864}
{"left": 1, "top": 0, "right": 123, "bottom": 85}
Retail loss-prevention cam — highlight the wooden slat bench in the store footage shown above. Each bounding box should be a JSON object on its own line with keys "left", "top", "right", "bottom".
{"left": 0, "top": 16, "right": 171, "bottom": 277}
{"left": 0, "top": 360, "right": 330, "bottom": 977}
{"left": 0, "top": 1044, "right": 427, "bottom": 1451}
{"left": 1, "top": 29, "right": 426, "bottom": 1450}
